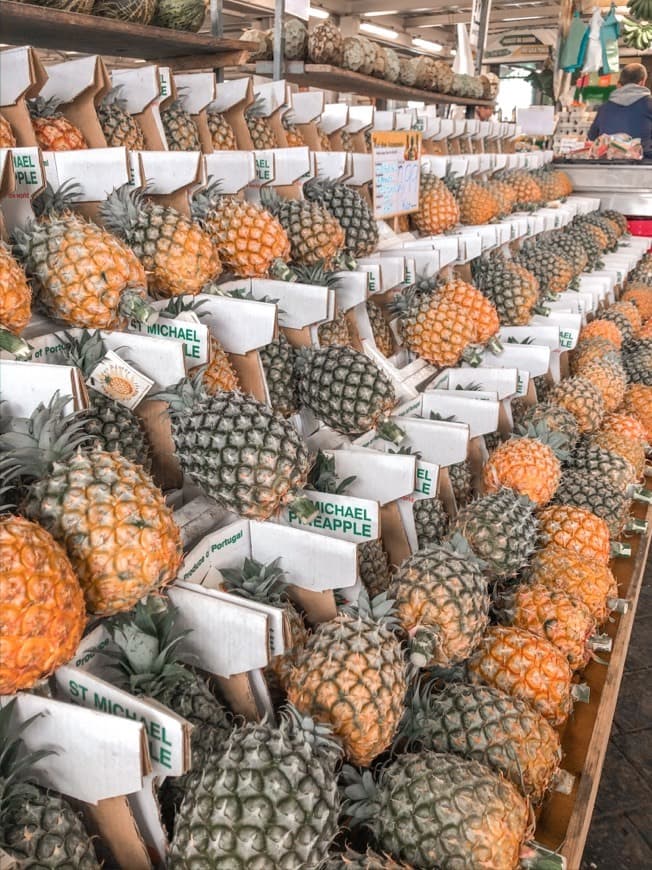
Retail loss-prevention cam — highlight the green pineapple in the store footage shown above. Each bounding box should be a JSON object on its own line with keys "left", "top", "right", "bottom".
{"left": 447, "top": 458, "right": 474, "bottom": 507}
{"left": 303, "top": 177, "right": 379, "bottom": 258}
{"left": 101, "top": 598, "right": 232, "bottom": 833}
{"left": 160, "top": 98, "right": 201, "bottom": 151}
{"left": 260, "top": 188, "right": 345, "bottom": 267}
{"left": 518, "top": 401, "right": 581, "bottom": 449}
{"left": 97, "top": 86, "right": 146, "bottom": 149}
{"left": 259, "top": 334, "right": 300, "bottom": 417}
{"left": 623, "top": 339, "right": 652, "bottom": 385}
{"left": 168, "top": 707, "right": 342, "bottom": 868}
{"left": 322, "top": 848, "right": 412, "bottom": 869}
{"left": 342, "top": 751, "right": 530, "bottom": 869}
{"left": 566, "top": 440, "right": 637, "bottom": 492}
{"left": 471, "top": 253, "right": 542, "bottom": 326}
{"left": 244, "top": 96, "right": 277, "bottom": 150}
{"left": 449, "top": 488, "right": 538, "bottom": 578}
{"left": 0, "top": 701, "right": 100, "bottom": 869}
{"left": 399, "top": 680, "right": 561, "bottom": 803}
{"left": 153, "top": 372, "right": 314, "bottom": 521}
{"left": 554, "top": 470, "right": 632, "bottom": 537}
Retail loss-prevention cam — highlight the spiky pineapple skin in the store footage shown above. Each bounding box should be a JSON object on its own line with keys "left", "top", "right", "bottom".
{"left": 576, "top": 356, "right": 627, "bottom": 412}
{"left": 472, "top": 255, "right": 539, "bottom": 326}
{"left": 161, "top": 100, "right": 201, "bottom": 151}
{"left": 554, "top": 469, "right": 631, "bottom": 538}
{"left": 402, "top": 681, "right": 561, "bottom": 802}
{"left": 0, "top": 111, "right": 16, "bottom": 148}
{"left": 358, "top": 539, "right": 393, "bottom": 598}
{"left": 412, "top": 173, "right": 459, "bottom": 236}
{"left": 537, "top": 504, "right": 611, "bottom": 564}
{"left": 467, "top": 625, "right": 574, "bottom": 726}
{"left": 483, "top": 437, "right": 561, "bottom": 506}
{"left": 548, "top": 376, "right": 605, "bottom": 434}
{"left": 192, "top": 335, "right": 239, "bottom": 395}
{"left": 259, "top": 335, "right": 299, "bottom": 417}
{"left": 366, "top": 300, "right": 394, "bottom": 356}
{"left": 207, "top": 111, "right": 237, "bottom": 150}
{"left": 262, "top": 192, "right": 345, "bottom": 267}
{"left": 0, "top": 244, "right": 31, "bottom": 334}
{"left": 29, "top": 104, "right": 88, "bottom": 151}
{"left": 288, "top": 609, "right": 407, "bottom": 766}
{"left": 413, "top": 496, "right": 449, "bottom": 549}
{"left": 98, "top": 94, "right": 146, "bottom": 149}
{"left": 360, "top": 751, "right": 530, "bottom": 870}
{"left": 25, "top": 449, "right": 181, "bottom": 615}
{"left": 621, "top": 384, "right": 652, "bottom": 442}
{"left": 396, "top": 291, "right": 474, "bottom": 367}
{"left": 303, "top": 179, "right": 379, "bottom": 258}
{"left": 0, "top": 515, "right": 85, "bottom": 694}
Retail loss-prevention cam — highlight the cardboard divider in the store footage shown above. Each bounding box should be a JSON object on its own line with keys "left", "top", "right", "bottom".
{"left": 174, "top": 72, "right": 217, "bottom": 154}
{"left": 42, "top": 146, "right": 132, "bottom": 223}
{"left": 111, "top": 66, "right": 166, "bottom": 151}
{"left": 209, "top": 77, "right": 254, "bottom": 151}
{"left": 133, "top": 150, "right": 202, "bottom": 217}
{"left": 0, "top": 359, "right": 88, "bottom": 416}
{"left": 0, "top": 46, "right": 48, "bottom": 148}
{"left": 41, "top": 55, "right": 111, "bottom": 148}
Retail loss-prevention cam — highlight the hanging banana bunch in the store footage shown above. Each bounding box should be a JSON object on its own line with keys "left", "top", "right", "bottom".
{"left": 622, "top": 16, "right": 652, "bottom": 49}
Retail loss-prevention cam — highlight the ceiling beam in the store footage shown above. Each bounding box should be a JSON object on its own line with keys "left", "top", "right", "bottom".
{"left": 344, "top": 0, "right": 446, "bottom": 13}
{"left": 409, "top": 4, "right": 560, "bottom": 27}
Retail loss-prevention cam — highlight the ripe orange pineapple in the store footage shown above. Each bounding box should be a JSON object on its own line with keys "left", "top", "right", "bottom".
{"left": 621, "top": 384, "right": 652, "bottom": 441}
{"left": 641, "top": 319, "right": 652, "bottom": 339}
{"left": 606, "top": 300, "right": 643, "bottom": 338}
{"left": 192, "top": 182, "right": 290, "bottom": 278}
{"left": 498, "top": 583, "right": 596, "bottom": 671}
{"left": 0, "top": 112, "right": 16, "bottom": 147}
{"left": 537, "top": 504, "right": 611, "bottom": 565}
{"left": 622, "top": 286, "right": 652, "bottom": 322}
{"left": 13, "top": 182, "right": 155, "bottom": 330}
{"left": 100, "top": 183, "right": 221, "bottom": 297}
{"left": 504, "top": 170, "right": 543, "bottom": 208}
{"left": 593, "top": 429, "right": 646, "bottom": 478}
{"left": 579, "top": 318, "right": 623, "bottom": 349}
{"left": 412, "top": 173, "right": 460, "bottom": 235}
{"left": 438, "top": 279, "right": 501, "bottom": 350}
{"left": 192, "top": 336, "right": 239, "bottom": 394}
{"left": 483, "top": 426, "right": 564, "bottom": 506}
{"left": 28, "top": 97, "right": 88, "bottom": 151}
{"left": 602, "top": 412, "right": 648, "bottom": 447}
{"left": 570, "top": 338, "right": 621, "bottom": 374}
{"left": 391, "top": 288, "right": 476, "bottom": 367}
{"left": 467, "top": 626, "right": 575, "bottom": 726}
{"left": 528, "top": 544, "right": 618, "bottom": 624}
{"left": 575, "top": 356, "right": 627, "bottom": 413}
{"left": 486, "top": 179, "right": 517, "bottom": 216}
{"left": 548, "top": 376, "right": 605, "bottom": 433}
{"left": 444, "top": 175, "right": 500, "bottom": 225}
{"left": 0, "top": 511, "right": 86, "bottom": 694}
{"left": 0, "top": 243, "right": 31, "bottom": 340}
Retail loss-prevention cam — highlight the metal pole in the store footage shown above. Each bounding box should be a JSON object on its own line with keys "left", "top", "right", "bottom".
{"left": 470, "top": 0, "right": 492, "bottom": 74}
{"left": 210, "top": 0, "right": 224, "bottom": 83}
{"left": 272, "top": 0, "right": 284, "bottom": 81}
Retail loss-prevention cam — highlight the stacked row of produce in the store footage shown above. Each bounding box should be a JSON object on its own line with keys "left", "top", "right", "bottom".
{"left": 14, "top": 0, "right": 207, "bottom": 31}
{"left": 0, "top": 139, "right": 651, "bottom": 870}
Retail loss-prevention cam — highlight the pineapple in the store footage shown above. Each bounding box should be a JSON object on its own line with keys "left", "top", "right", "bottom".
{"left": 623, "top": 339, "right": 652, "bottom": 385}
{"left": 0, "top": 396, "right": 181, "bottom": 615}
{"left": 191, "top": 181, "right": 290, "bottom": 278}
{"left": 534, "top": 166, "right": 570, "bottom": 202}
{"left": 259, "top": 334, "right": 300, "bottom": 417}
{"left": 28, "top": 97, "right": 88, "bottom": 151}
{"left": 54, "top": 330, "right": 152, "bottom": 468}
{"left": 444, "top": 174, "right": 500, "bottom": 224}
{"left": 154, "top": 373, "right": 313, "bottom": 521}
{"left": 472, "top": 254, "right": 540, "bottom": 326}
{"left": 578, "top": 213, "right": 619, "bottom": 250}
{"left": 318, "top": 310, "right": 353, "bottom": 348}
{"left": 159, "top": 295, "right": 240, "bottom": 394}
{"left": 260, "top": 188, "right": 345, "bottom": 267}
{"left": 450, "top": 488, "right": 538, "bottom": 578}
{"left": 483, "top": 423, "right": 567, "bottom": 507}
{"left": 571, "top": 338, "right": 622, "bottom": 374}
{"left": 400, "top": 681, "right": 561, "bottom": 803}
{"left": 548, "top": 376, "right": 605, "bottom": 433}
{"left": 322, "top": 848, "right": 412, "bottom": 869}
{"left": 97, "top": 86, "right": 146, "bottom": 149}
{"left": 100, "top": 183, "right": 221, "bottom": 297}
{"left": 448, "top": 458, "right": 474, "bottom": 506}
{"left": 282, "top": 115, "right": 306, "bottom": 147}
{"left": 640, "top": 319, "right": 652, "bottom": 338}
{"left": 438, "top": 277, "right": 502, "bottom": 352}
{"left": 567, "top": 439, "right": 637, "bottom": 493}
{"left": 569, "top": 224, "right": 604, "bottom": 270}
{"left": 0, "top": 701, "right": 100, "bottom": 869}
{"left": 160, "top": 98, "right": 201, "bottom": 151}
{"left": 602, "top": 209, "right": 628, "bottom": 233}
{"left": 303, "top": 177, "right": 379, "bottom": 258}
{"left": 221, "top": 557, "right": 309, "bottom": 695}
{"left": 318, "top": 127, "right": 333, "bottom": 151}
{"left": 497, "top": 583, "right": 596, "bottom": 671}
{"left": 487, "top": 178, "right": 517, "bottom": 217}
{"left": 575, "top": 355, "right": 627, "bottom": 412}
{"left": 205, "top": 104, "right": 237, "bottom": 151}
{"left": 102, "top": 598, "right": 232, "bottom": 831}
{"left": 288, "top": 591, "right": 408, "bottom": 765}
{"left": 0, "top": 506, "right": 85, "bottom": 694}
{"left": 169, "top": 707, "right": 341, "bottom": 868}
{"left": 601, "top": 303, "right": 641, "bottom": 343}
{"left": 308, "top": 20, "right": 344, "bottom": 64}
{"left": 343, "top": 752, "right": 530, "bottom": 870}
{"left": 518, "top": 401, "right": 580, "bottom": 449}
{"left": 294, "top": 345, "right": 398, "bottom": 437}
{"left": 284, "top": 17, "right": 308, "bottom": 59}
{"left": 554, "top": 470, "right": 632, "bottom": 539}
{"left": 0, "top": 243, "right": 31, "bottom": 360}
{"left": 244, "top": 96, "right": 277, "bottom": 150}
{"left": 390, "top": 287, "right": 476, "bottom": 368}
{"left": 366, "top": 300, "right": 394, "bottom": 356}
{"left": 546, "top": 232, "right": 589, "bottom": 275}
{"left": 93, "top": 0, "right": 156, "bottom": 21}
{"left": 579, "top": 317, "right": 624, "bottom": 348}
{"left": 528, "top": 544, "right": 618, "bottom": 624}
{"left": 622, "top": 383, "right": 652, "bottom": 442}
{"left": 412, "top": 173, "right": 459, "bottom": 235}
{"left": 537, "top": 504, "right": 612, "bottom": 565}
{"left": 622, "top": 286, "right": 652, "bottom": 322}
{"left": 413, "top": 495, "right": 449, "bottom": 549}
{"left": 602, "top": 412, "right": 648, "bottom": 447}
{"left": 13, "top": 182, "right": 155, "bottom": 331}
{"left": 514, "top": 241, "right": 575, "bottom": 298}
{"left": 151, "top": 0, "right": 206, "bottom": 30}
{"left": 593, "top": 428, "right": 646, "bottom": 477}
{"left": 388, "top": 537, "right": 489, "bottom": 668}
{"left": 467, "top": 625, "right": 575, "bottom": 726}
{"left": 502, "top": 169, "right": 543, "bottom": 208}
{"left": 358, "top": 539, "right": 393, "bottom": 598}
{"left": 0, "top": 111, "right": 16, "bottom": 147}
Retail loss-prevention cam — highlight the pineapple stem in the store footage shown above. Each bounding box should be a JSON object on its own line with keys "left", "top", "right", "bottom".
{"left": 461, "top": 346, "right": 484, "bottom": 367}
{"left": 607, "top": 597, "right": 629, "bottom": 614}
{"left": 287, "top": 495, "right": 319, "bottom": 523}
{"left": 409, "top": 628, "right": 438, "bottom": 669}
{"left": 632, "top": 485, "right": 652, "bottom": 505}
{"left": 486, "top": 335, "right": 504, "bottom": 356}
{"left": 624, "top": 517, "right": 648, "bottom": 535}
{"left": 375, "top": 419, "right": 406, "bottom": 446}
{"left": 610, "top": 541, "right": 632, "bottom": 558}
{"left": 571, "top": 683, "right": 590, "bottom": 704}
{"left": 532, "top": 303, "right": 551, "bottom": 317}
{"left": 270, "top": 259, "right": 296, "bottom": 282}
{"left": 588, "top": 633, "right": 613, "bottom": 653}
{"left": 119, "top": 290, "right": 158, "bottom": 326}
{"left": 0, "top": 328, "right": 32, "bottom": 361}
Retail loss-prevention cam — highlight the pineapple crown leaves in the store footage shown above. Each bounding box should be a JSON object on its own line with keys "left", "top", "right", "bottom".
{"left": 100, "top": 597, "right": 195, "bottom": 697}
{"left": 53, "top": 329, "right": 107, "bottom": 377}
{"left": 512, "top": 420, "right": 571, "bottom": 460}
{"left": 280, "top": 704, "right": 344, "bottom": 761}
{"left": 220, "top": 556, "right": 291, "bottom": 605}
{"left": 244, "top": 94, "right": 271, "bottom": 120}
{"left": 339, "top": 589, "right": 402, "bottom": 630}
{"left": 149, "top": 370, "right": 212, "bottom": 414}
{"left": 30, "top": 180, "right": 83, "bottom": 220}
{"left": 307, "top": 450, "right": 355, "bottom": 495}
{"left": 27, "top": 96, "right": 65, "bottom": 118}
{"left": 429, "top": 410, "right": 458, "bottom": 423}
{"left": 286, "top": 261, "right": 342, "bottom": 290}
{"left": 0, "top": 393, "right": 93, "bottom": 483}
{"left": 100, "top": 182, "right": 167, "bottom": 242}
{"left": 388, "top": 444, "right": 423, "bottom": 459}
{"left": 507, "top": 336, "right": 536, "bottom": 345}
{"left": 99, "top": 85, "right": 129, "bottom": 110}
{"left": 0, "top": 701, "right": 55, "bottom": 827}
{"left": 190, "top": 177, "right": 225, "bottom": 222}
{"left": 439, "top": 531, "right": 489, "bottom": 571}
{"left": 340, "top": 765, "right": 380, "bottom": 829}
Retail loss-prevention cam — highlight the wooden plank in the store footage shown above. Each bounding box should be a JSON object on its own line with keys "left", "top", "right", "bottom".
{"left": 534, "top": 498, "right": 652, "bottom": 867}
{"left": 0, "top": 1, "right": 255, "bottom": 67}
{"left": 241, "top": 63, "right": 494, "bottom": 108}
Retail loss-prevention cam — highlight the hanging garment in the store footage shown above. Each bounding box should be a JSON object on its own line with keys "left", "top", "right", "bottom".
{"left": 582, "top": 8, "right": 605, "bottom": 73}
{"left": 560, "top": 12, "right": 589, "bottom": 72}
{"left": 601, "top": 4, "right": 620, "bottom": 74}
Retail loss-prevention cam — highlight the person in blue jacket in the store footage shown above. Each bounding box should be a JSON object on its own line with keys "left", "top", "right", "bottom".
{"left": 587, "top": 63, "right": 652, "bottom": 158}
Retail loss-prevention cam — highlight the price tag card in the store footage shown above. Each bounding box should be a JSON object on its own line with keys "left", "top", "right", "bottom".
{"left": 371, "top": 130, "right": 422, "bottom": 219}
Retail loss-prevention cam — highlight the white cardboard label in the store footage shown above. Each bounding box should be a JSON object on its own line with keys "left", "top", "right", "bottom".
{"left": 87, "top": 349, "right": 154, "bottom": 409}
{"left": 329, "top": 448, "right": 416, "bottom": 505}
{"left": 280, "top": 491, "right": 379, "bottom": 542}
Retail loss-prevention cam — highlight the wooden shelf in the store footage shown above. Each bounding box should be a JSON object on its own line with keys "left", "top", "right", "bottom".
{"left": 534, "top": 497, "right": 652, "bottom": 867}
{"left": 0, "top": 1, "right": 255, "bottom": 70}
{"left": 244, "top": 62, "right": 495, "bottom": 107}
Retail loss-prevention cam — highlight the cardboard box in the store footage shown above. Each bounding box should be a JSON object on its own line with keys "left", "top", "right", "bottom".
{"left": 207, "top": 77, "right": 254, "bottom": 152}
{"left": 110, "top": 66, "right": 167, "bottom": 151}
{"left": 174, "top": 72, "right": 217, "bottom": 154}
{"left": 0, "top": 46, "right": 48, "bottom": 148}
{"left": 41, "top": 55, "right": 112, "bottom": 148}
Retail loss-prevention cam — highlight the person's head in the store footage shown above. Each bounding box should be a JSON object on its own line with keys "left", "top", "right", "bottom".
{"left": 619, "top": 63, "right": 647, "bottom": 87}
{"left": 476, "top": 105, "right": 493, "bottom": 122}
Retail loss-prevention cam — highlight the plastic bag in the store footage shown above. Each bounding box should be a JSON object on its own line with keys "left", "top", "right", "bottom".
{"left": 560, "top": 12, "right": 589, "bottom": 72}
{"left": 582, "top": 9, "right": 605, "bottom": 73}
